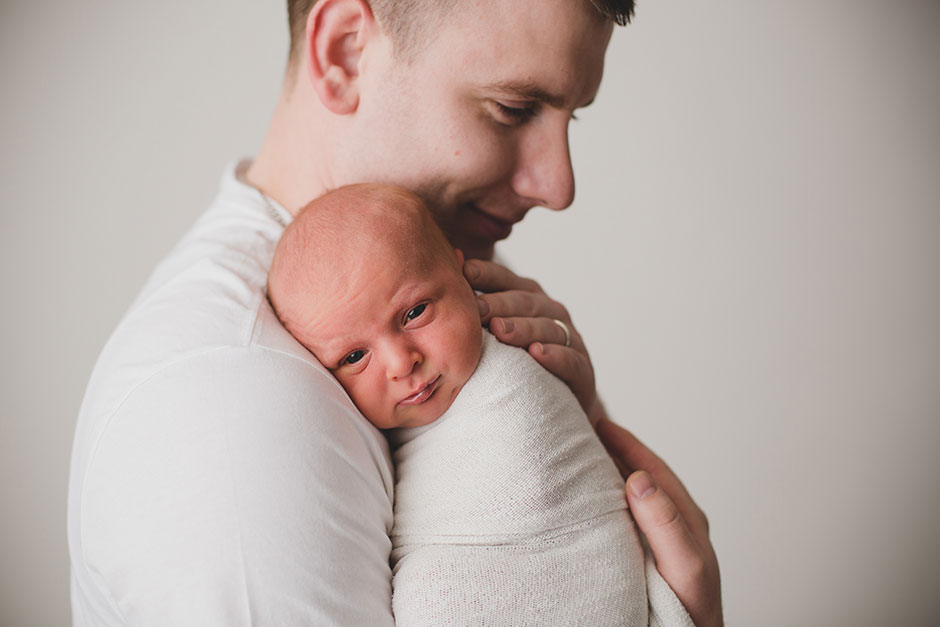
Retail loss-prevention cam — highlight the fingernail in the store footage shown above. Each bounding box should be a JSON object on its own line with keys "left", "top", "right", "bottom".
{"left": 464, "top": 262, "right": 480, "bottom": 281}
{"left": 531, "top": 342, "right": 545, "bottom": 355}
{"left": 629, "top": 471, "right": 656, "bottom": 499}
{"left": 500, "top": 319, "right": 515, "bottom": 334}
{"left": 476, "top": 297, "right": 489, "bottom": 317}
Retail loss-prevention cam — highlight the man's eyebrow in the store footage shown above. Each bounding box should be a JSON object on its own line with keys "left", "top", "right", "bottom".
{"left": 486, "top": 81, "right": 576, "bottom": 109}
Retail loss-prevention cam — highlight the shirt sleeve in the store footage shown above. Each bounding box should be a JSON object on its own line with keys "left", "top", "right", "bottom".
{"left": 78, "top": 346, "right": 396, "bottom": 626}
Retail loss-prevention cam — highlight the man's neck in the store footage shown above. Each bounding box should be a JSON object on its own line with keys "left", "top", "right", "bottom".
{"left": 244, "top": 85, "right": 334, "bottom": 216}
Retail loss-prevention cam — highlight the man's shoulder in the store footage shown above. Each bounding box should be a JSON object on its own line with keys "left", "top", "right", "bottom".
{"left": 78, "top": 198, "right": 294, "bottom": 424}
{"left": 73, "top": 168, "right": 390, "bottom": 493}
{"left": 74, "top": 231, "right": 377, "bottom": 468}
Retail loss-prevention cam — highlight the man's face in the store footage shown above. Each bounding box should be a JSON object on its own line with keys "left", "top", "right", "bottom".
{"left": 342, "top": 0, "right": 613, "bottom": 259}
{"left": 299, "top": 248, "right": 482, "bottom": 430}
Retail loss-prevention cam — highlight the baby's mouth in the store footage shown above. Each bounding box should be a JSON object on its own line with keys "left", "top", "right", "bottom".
{"left": 399, "top": 376, "right": 441, "bottom": 406}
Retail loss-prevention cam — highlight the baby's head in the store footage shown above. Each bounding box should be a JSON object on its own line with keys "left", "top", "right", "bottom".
{"left": 268, "top": 184, "right": 482, "bottom": 430}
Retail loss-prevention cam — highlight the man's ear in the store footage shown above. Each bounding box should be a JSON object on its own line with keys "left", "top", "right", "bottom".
{"left": 305, "top": 0, "right": 375, "bottom": 114}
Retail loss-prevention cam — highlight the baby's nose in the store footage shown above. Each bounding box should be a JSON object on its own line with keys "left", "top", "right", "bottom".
{"left": 386, "top": 342, "right": 422, "bottom": 380}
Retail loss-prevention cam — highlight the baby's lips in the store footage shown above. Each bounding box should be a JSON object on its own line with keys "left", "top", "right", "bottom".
{"left": 398, "top": 375, "right": 440, "bottom": 406}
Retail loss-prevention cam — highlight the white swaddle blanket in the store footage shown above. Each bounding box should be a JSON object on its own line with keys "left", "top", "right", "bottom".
{"left": 390, "top": 331, "right": 693, "bottom": 627}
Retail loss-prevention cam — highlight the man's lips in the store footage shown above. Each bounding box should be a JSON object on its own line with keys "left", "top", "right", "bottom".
{"left": 466, "top": 205, "right": 519, "bottom": 242}
{"left": 398, "top": 376, "right": 441, "bottom": 406}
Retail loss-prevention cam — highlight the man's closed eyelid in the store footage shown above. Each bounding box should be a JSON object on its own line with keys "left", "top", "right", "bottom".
{"left": 486, "top": 101, "right": 537, "bottom": 126}
{"left": 497, "top": 101, "right": 535, "bottom": 117}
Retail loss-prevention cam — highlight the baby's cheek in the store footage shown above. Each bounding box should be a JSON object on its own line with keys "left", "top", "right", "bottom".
{"left": 459, "top": 320, "right": 483, "bottom": 380}
{"left": 345, "top": 382, "right": 385, "bottom": 428}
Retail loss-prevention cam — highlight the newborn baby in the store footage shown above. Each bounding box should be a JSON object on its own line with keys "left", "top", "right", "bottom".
{"left": 267, "top": 184, "right": 692, "bottom": 626}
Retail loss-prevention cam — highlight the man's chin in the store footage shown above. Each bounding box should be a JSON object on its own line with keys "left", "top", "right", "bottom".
{"left": 463, "top": 242, "right": 496, "bottom": 261}
{"left": 449, "top": 233, "right": 496, "bottom": 261}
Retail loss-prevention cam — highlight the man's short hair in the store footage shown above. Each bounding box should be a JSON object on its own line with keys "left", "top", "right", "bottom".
{"left": 286, "top": 0, "right": 635, "bottom": 64}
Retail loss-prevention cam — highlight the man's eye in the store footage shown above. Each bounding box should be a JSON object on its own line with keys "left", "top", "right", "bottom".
{"left": 406, "top": 303, "right": 427, "bottom": 322}
{"left": 492, "top": 102, "right": 535, "bottom": 125}
{"left": 343, "top": 350, "right": 366, "bottom": 365}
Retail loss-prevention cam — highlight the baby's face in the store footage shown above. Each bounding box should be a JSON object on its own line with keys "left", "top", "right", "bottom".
{"left": 300, "top": 249, "right": 482, "bottom": 430}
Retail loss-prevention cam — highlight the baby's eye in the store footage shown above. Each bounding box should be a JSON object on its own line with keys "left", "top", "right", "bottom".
{"left": 343, "top": 350, "right": 366, "bottom": 365}
{"left": 406, "top": 304, "right": 427, "bottom": 322}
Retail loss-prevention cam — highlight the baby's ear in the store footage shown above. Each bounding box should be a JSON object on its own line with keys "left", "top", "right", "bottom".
{"left": 454, "top": 248, "right": 465, "bottom": 270}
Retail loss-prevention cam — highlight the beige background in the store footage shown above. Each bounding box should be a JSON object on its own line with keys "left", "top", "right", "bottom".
{"left": 2, "top": 1, "right": 938, "bottom": 625}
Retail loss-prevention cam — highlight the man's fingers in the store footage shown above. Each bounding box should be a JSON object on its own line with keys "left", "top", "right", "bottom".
{"left": 476, "top": 291, "right": 568, "bottom": 325}
{"left": 463, "top": 259, "right": 542, "bottom": 294}
{"left": 462, "top": 257, "right": 600, "bottom": 429}
{"left": 489, "top": 316, "right": 581, "bottom": 351}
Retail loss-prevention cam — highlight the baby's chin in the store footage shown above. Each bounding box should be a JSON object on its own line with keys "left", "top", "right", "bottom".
{"left": 388, "top": 376, "right": 468, "bottom": 430}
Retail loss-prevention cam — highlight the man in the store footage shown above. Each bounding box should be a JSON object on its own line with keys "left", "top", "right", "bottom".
{"left": 68, "top": 0, "right": 722, "bottom": 625}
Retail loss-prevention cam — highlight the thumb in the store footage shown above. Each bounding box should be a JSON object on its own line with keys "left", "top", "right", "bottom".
{"left": 626, "top": 471, "right": 706, "bottom": 604}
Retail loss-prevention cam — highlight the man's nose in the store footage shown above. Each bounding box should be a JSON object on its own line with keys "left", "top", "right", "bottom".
{"left": 385, "top": 339, "right": 422, "bottom": 380}
{"left": 512, "top": 120, "right": 576, "bottom": 211}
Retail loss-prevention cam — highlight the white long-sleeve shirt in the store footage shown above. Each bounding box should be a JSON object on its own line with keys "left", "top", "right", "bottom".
{"left": 68, "top": 161, "right": 397, "bottom": 626}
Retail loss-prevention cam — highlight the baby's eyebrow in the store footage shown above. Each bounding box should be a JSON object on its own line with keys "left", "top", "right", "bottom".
{"left": 322, "top": 347, "right": 348, "bottom": 367}
{"left": 304, "top": 338, "right": 343, "bottom": 368}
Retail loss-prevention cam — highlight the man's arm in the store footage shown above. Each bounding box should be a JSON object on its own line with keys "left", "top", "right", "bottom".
{"left": 463, "top": 258, "right": 723, "bottom": 627}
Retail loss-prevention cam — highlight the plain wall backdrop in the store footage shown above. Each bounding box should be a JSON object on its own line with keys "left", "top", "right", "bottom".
{"left": 2, "top": 1, "right": 938, "bottom": 625}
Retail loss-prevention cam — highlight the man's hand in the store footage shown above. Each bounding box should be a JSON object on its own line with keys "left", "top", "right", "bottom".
{"left": 462, "top": 259, "right": 599, "bottom": 418}
{"left": 596, "top": 418, "right": 724, "bottom": 627}
{"left": 464, "top": 258, "right": 722, "bottom": 626}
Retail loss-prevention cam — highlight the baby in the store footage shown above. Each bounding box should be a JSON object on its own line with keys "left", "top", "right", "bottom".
{"left": 267, "top": 184, "right": 692, "bottom": 627}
